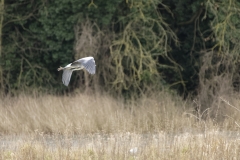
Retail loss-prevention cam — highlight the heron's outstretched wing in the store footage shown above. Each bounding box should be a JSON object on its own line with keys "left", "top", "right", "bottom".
{"left": 62, "top": 69, "right": 73, "bottom": 86}
{"left": 76, "top": 57, "right": 96, "bottom": 74}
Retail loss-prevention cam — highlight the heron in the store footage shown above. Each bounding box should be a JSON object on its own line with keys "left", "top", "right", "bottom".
{"left": 57, "top": 56, "right": 96, "bottom": 86}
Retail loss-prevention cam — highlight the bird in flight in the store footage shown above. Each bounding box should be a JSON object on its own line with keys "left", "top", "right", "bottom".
{"left": 58, "top": 56, "right": 96, "bottom": 86}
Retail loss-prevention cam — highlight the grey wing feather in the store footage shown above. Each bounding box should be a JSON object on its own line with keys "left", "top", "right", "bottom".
{"left": 78, "top": 57, "right": 96, "bottom": 74}
{"left": 62, "top": 69, "right": 73, "bottom": 86}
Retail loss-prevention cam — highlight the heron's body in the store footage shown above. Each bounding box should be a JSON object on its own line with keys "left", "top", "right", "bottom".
{"left": 58, "top": 56, "right": 96, "bottom": 86}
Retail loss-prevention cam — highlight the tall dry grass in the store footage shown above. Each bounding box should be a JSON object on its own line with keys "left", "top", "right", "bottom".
{"left": 0, "top": 91, "right": 240, "bottom": 134}
{"left": 0, "top": 91, "right": 240, "bottom": 159}
{"left": 0, "top": 91, "right": 191, "bottom": 134}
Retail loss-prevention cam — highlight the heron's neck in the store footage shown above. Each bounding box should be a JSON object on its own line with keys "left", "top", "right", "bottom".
{"left": 71, "top": 66, "right": 84, "bottom": 71}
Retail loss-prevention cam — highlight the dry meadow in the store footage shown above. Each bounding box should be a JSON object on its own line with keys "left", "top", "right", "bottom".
{"left": 0, "top": 91, "right": 239, "bottom": 159}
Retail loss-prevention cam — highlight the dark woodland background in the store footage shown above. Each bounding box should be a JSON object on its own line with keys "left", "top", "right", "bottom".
{"left": 1, "top": 0, "right": 240, "bottom": 109}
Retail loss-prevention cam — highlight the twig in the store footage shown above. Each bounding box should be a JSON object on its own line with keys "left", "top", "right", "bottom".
{"left": 220, "top": 97, "right": 240, "bottom": 112}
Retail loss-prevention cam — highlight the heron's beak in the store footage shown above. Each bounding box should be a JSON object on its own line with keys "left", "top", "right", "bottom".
{"left": 57, "top": 66, "right": 63, "bottom": 71}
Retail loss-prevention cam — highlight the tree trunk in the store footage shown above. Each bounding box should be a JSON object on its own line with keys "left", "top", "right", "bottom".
{"left": 0, "top": 0, "right": 4, "bottom": 93}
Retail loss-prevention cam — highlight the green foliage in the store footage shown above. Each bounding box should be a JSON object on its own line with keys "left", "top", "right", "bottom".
{"left": 109, "top": 0, "right": 179, "bottom": 94}
{"left": 196, "top": 0, "right": 240, "bottom": 116}
{"left": 1, "top": 0, "right": 122, "bottom": 94}
{"left": 1, "top": 0, "right": 240, "bottom": 101}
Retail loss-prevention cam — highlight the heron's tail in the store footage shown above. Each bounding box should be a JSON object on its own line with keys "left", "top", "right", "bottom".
{"left": 57, "top": 66, "right": 64, "bottom": 71}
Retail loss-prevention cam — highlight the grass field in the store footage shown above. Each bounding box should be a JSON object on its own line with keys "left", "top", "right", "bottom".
{"left": 0, "top": 91, "right": 239, "bottom": 159}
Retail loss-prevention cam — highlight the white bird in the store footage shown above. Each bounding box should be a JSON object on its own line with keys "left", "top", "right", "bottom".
{"left": 57, "top": 56, "right": 96, "bottom": 86}
{"left": 129, "top": 147, "right": 138, "bottom": 154}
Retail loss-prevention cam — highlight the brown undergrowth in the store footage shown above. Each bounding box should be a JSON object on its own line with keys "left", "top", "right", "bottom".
{"left": 0, "top": 91, "right": 190, "bottom": 134}
{"left": 0, "top": 91, "right": 239, "bottom": 159}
